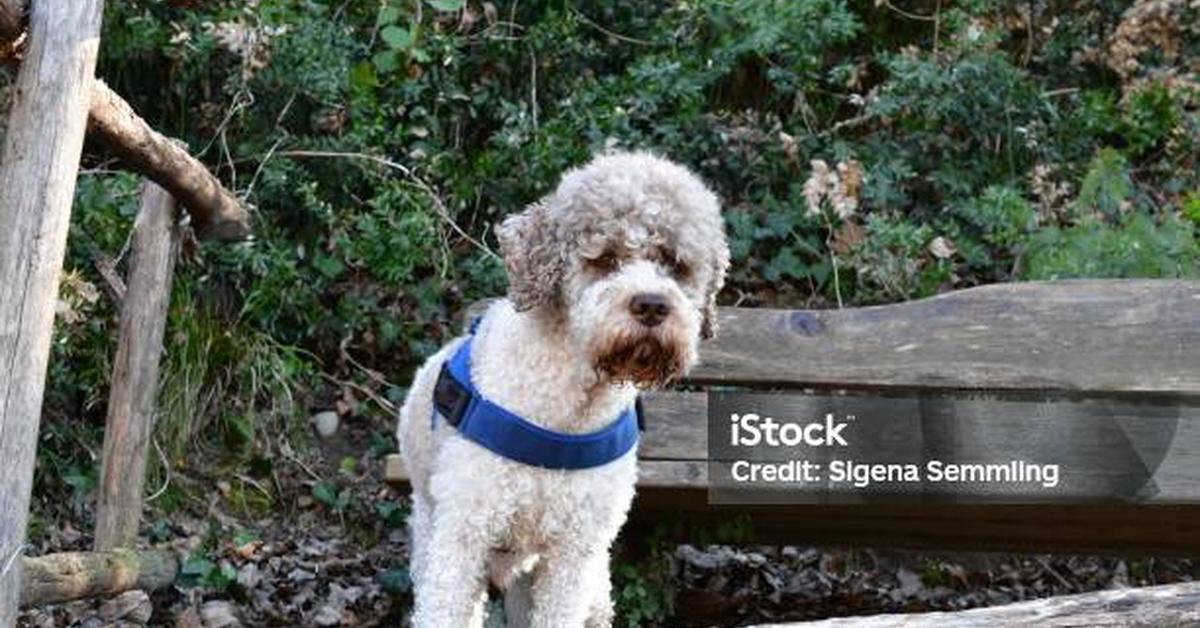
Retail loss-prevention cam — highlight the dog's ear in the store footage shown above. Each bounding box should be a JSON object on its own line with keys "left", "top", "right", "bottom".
{"left": 496, "top": 201, "right": 563, "bottom": 312}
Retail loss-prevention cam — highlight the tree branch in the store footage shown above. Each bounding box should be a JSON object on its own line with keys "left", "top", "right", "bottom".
{"left": 88, "top": 80, "right": 250, "bottom": 240}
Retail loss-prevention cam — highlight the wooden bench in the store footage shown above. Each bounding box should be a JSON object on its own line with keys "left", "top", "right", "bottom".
{"left": 385, "top": 279, "right": 1200, "bottom": 555}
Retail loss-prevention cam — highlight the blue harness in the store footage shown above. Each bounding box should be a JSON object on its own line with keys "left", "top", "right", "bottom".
{"left": 431, "top": 321, "right": 643, "bottom": 470}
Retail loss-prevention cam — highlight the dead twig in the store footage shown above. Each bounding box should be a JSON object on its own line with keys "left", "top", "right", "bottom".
{"left": 571, "top": 8, "right": 655, "bottom": 46}
{"left": 276, "top": 149, "right": 499, "bottom": 262}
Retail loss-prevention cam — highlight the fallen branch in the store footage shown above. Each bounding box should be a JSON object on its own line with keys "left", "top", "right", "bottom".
{"left": 751, "top": 581, "right": 1200, "bottom": 627}
{"left": 20, "top": 549, "right": 179, "bottom": 608}
{"left": 88, "top": 80, "right": 251, "bottom": 241}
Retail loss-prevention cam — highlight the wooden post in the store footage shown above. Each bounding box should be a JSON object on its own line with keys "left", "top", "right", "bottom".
{"left": 93, "top": 182, "right": 180, "bottom": 551}
{"left": 0, "top": 0, "right": 104, "bottom": 623}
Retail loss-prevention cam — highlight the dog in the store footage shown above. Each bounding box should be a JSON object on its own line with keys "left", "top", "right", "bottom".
{"left": 396, "top": 151, "right": 729, "bottom": 627}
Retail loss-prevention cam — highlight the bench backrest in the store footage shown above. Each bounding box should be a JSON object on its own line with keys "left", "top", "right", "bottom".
{"left": 401, "top": 279, "right": 1200, "bottom": 554}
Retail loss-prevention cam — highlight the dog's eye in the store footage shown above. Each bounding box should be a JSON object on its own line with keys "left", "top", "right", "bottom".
{"left": 655, "top": 247, "right": 691, "bottom": 280}
{"left": 664, "top": 256, "right": 691, "bottom": 280}
{"left": 586, "top": 253, "right": 619, "bottom": 275}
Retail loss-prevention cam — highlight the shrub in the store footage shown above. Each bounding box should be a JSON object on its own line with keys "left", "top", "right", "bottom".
{"left": 28, "top": 2, "right": 1198, "bottom": 588}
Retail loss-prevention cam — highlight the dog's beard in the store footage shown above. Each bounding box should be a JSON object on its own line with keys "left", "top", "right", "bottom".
{"left": 593, "top": 331, "right": 687, "bottom": 389}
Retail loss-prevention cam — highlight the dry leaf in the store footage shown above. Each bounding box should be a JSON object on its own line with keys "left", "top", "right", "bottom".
{"left": 928, "top": 236, "right": 957, "bottom": 259}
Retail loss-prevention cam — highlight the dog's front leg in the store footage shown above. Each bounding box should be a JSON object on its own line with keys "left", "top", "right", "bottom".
{"left": 584, "top": 559, "right": 614, "bottom": 628}
{"left": 530, "top": 548, "right": 610, "bottom": 628}
{"left": 410, "top": 511, "right": 492, "bottom": 628}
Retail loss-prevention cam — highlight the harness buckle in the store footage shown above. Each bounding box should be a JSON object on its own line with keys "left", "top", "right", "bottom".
{"left": 433, "top": 365, "right": 471, "bottom": 427}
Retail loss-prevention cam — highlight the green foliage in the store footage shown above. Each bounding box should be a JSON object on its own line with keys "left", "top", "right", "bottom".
{"left": 613, "top": 562, "right": 672, "bottom": 628}
{"left": 1123, "top": 83, "right": 1180, "bottom": 155}
{"left": 375, "top": 500, "right": 409, "bottom": 528}
{"left": 1023, "top": 214, "right": 1198, "bottom": 280}
{"left": 848, "top": 213, "right": 945, "bottom": 302}
{"left": 1183, "top": 193, "right": 1200, "bottom": 226}
{"left": 956, "top": 186, "right": 1035, "bottom": 248}
{"left": 181, "top": 553, "right": 239, "bottom": 591}
{"left": 312, "top": 481, "right": 352, "bottom": 512}
{"left": 1077, "top": 148, "right": 1133, "bottom": 216}
{"left": 378, "top": 567, "right": 413, "bottom": 595}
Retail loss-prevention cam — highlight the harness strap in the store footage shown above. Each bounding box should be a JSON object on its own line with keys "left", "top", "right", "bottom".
{"left": 431, "top": 321, "right": 642, "bottom": 470}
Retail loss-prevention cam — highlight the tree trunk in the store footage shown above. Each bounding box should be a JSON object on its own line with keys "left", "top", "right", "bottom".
{"left": 0, "top": 0, "right": 104, "bottom": 624}
{"left": 19, "top": 550, "right": 178, "bottom": 608}
{"left": 93, "top": 182, "right": 180, "bottom": 551}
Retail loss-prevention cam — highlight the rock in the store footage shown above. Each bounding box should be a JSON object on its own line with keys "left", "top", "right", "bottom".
{"left": 897, "top": 567, "right": 924, "bottom": 597}
{"left": 288, "top": 567, "right": 317, "bottom": 582}
{"left": 237, "top": 562, "right": 262, "bottom": 588}
{"left": 328, "top": 582, "right": 363, "bottom": 607}
{"left": 199, "top": 600, "right": 241, "bottom": 628}
{"left": 99, "top": 590, "right": 152, "bottom": 624}
{"left": 174, "top": 607, "right": 202, "bottom": 628}
{"left": 312, "top": 411, "right": 339, "bottom": 438}
{"left": 311, "top": 605, "right": 342, "bottom": 627}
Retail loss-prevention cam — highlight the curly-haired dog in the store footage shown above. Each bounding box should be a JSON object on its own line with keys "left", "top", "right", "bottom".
{"left": 397, "top": 152, "right": 729, "bottom": 627}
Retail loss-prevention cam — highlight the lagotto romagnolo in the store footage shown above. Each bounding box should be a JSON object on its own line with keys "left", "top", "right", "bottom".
{"left": 396, "top": 152, "right": 730, "bottom": 627}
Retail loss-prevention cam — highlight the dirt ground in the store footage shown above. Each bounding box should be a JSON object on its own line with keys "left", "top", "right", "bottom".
{"left": 19, "top": 417, "right": 1199, "bottom": 627}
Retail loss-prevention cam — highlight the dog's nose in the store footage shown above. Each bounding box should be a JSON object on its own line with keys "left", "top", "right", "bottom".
{"left": 629, "top": 293, "right": 670, "bottom": 327}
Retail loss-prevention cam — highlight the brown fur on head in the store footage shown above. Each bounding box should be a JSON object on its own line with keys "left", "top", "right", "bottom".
{"left": 496, "top": 151, "right": 730, "bottom": 385}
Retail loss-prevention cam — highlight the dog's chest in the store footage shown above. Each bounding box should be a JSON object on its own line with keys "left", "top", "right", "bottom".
{"left": 480, "top": 452, "right": 639, "bottom": 558}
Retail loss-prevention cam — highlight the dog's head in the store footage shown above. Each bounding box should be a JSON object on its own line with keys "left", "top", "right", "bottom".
{"left": 497, "top": 152, "right": 729, "bottom": 388}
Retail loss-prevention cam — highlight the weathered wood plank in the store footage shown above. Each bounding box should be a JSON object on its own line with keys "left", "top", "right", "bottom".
{"left": 692, "top": 280, "right": 1199, "bottom": 394}
{"left": 0, "top": 1, "right": 104, "bottom": 623}
{"left": 19, "top": 549, "right": 178, "bottom": 608}
{"left": 637, "top": 391, "right": 707, "bottom": 460}
{"left": 94, "top": 182, "right": 180, "bottom": 551}
{"left": 387, "top": 454, "right": 1200, "bottom": 554}
{"left": 383, "top": 457, "right": 709, "bottom": 489}
{"left": 749, "top": 581, "right": 1200, "bottom": 627}
{"left": 625, "top": 498, "right": 1200, "bottom": 555}
{"left": 465, "top": 280, "right": 1200, "bottom": 394}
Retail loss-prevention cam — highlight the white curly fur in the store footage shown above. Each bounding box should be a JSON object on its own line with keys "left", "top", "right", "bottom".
{"left": 397, "top": 152, "right": 729, "bottom": 628}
